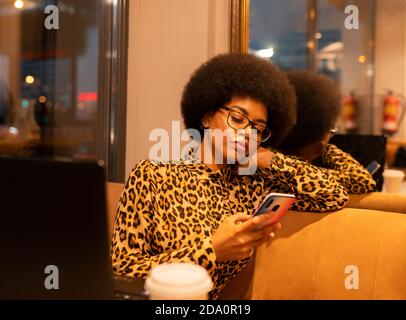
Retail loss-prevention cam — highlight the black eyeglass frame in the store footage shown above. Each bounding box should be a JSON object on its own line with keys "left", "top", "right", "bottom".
{"left": 221, "top": 106, "right": 272, "bottom": 143}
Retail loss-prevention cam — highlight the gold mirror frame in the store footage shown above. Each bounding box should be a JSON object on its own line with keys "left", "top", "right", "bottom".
{"left": 229, "top": 0, "right": 250, "bottom": 53}
{"left": 229, "top": 0, "right": 318, "bottom": 71}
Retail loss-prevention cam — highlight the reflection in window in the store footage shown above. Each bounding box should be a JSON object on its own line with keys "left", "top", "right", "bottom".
{"left": 0, "top": 0, "right": 99, "bottom": 159}
{"left": 249, "top": 0, "right": 308, "bottom": 69}
{"left": 249, "top": 0, "right": 376, "bottom": 135}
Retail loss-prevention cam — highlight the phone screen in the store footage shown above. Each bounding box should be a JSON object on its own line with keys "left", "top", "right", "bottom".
{"left": 366, "top": 161, "right": 381, "bottom": 176}
{"left": 253, "top": 193, "right": 296, "bottom": 226}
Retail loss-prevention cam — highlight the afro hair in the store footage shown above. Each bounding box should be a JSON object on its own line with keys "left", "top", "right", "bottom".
{"left": 180, "top": 53, "right": 297, "bottom": 148}
{"left": 278, "top": 70, "right": 342, "bottom": 152}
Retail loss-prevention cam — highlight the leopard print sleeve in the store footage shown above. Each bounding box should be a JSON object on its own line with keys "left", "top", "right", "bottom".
{"left": 321, "top": 144, "right": 376, "bottom": 194}
{"left": 110, "top": 160, "right": 217, "bottom": 280}
{"left": 261, "top": 152, "right": 349, "bottom": 212}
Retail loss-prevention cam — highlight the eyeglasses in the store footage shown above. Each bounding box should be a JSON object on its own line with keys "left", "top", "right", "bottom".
{"left": 221, "top": 106, "right": 272, "bottom": 143}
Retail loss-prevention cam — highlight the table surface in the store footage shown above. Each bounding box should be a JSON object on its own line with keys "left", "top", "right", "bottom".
{"left": 113, "top": 275, "right": 148, "bottom": 300}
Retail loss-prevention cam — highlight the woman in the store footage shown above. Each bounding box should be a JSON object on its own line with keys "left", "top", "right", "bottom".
{"left": 111, "top": 53, "right": 355, "bottom": 299}
{"left": 278, "top": 70, "right": 376, "bottom": 194}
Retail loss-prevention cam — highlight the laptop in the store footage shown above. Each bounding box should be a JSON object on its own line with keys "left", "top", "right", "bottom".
{"left": 330, "top": 134, "right": 386, "bottom": 191}
{"left": 0, "top": 156, "right": 146, "bottom": 299}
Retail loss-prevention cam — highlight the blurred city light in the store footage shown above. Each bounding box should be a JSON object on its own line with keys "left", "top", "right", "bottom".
{"left": 25, "top": 75, "right": 35, "bottom": 84}
{"left": 253, "top": 47, "right": 274, "bottom": 58}
{"left": 358, "top": 55, "right": 367, "bottom": 64}
{"left": 22, "top": 100, "right": 30, "bottom": 108}
{"left": 14, "top": 0, "right": 24, "bottom": 9}
{"left": 9, "top": 127, "right": 19, "bottom": 135}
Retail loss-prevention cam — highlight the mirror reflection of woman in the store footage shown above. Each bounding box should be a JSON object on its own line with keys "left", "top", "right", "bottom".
{"left": 111, "top": 53, "right": 374, "bottom": 299}
{"left": 279, "top": 70, "right": 376, "bottom": 194}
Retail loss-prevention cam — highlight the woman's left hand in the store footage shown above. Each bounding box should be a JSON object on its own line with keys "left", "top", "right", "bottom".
{"left": 232, "top": 146, "right": 274, "bottom": 175}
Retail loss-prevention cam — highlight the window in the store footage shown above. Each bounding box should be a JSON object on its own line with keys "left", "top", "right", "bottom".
{"left": 247, "top": 0, "right": 406, "bottom": 145}
{"left": 249, "top": 0, "right": 308, "bottom": 69}
{"left": 0, "top": 0, "right": 128, "bottom": 181}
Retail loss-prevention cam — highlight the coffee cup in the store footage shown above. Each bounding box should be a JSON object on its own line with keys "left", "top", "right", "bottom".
{"left": 383, "top": 169, "right": 405, "bottom": 193}
{"left": 144, "top": 263, "right": 213, "bottom": 300}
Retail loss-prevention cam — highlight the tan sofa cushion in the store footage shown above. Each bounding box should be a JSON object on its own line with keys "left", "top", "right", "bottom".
{"left": 106, "top": 183, "right": 406, "bottom": 300}
{"left": 222, "top": 209, "right": 406, "bottom": 300}
{"left": 347, "top": 192, "right": 406, "bottom": 214}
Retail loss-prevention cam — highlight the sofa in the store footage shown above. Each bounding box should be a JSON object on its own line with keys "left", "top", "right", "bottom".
{"left": 106, "top": 182, "right": 406, "bottom": 300}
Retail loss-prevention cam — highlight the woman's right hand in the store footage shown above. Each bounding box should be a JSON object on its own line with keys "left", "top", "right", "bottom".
{"left": 211, "top": 213, "right": 282, "bottom": 262}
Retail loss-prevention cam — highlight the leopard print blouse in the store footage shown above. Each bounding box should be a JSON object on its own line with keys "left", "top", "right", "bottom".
{"left": 111, "top": 144, "right": 375, "bottom": 299}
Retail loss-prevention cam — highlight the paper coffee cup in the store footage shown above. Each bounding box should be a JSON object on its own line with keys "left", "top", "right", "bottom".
{"left": 144, "top": 263, "right": 213, "bottom": 300}
{"left": 383, "top": 169, "right": 405, "bottom": 193}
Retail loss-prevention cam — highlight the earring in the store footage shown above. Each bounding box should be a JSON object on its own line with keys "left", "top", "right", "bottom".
{"left": 200, "top": 120, "right": 209, "bottom": 129}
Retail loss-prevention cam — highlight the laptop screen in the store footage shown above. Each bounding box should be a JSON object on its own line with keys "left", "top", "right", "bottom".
{"left": 0, "top": 157, "right": 114, "bottom": 299}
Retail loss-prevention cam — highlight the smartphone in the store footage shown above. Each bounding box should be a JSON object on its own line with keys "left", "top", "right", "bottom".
{"left": 252, "top": 193, "right": 296, "bottom": 227}
{"left": 366, "top": 161, "right": 381, "bottom": 176}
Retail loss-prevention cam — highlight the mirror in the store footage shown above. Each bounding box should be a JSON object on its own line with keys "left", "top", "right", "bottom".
{"left": 231, "top": 0, "right": 406, "bottom": 169}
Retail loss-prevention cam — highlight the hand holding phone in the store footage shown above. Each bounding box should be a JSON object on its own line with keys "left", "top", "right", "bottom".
{"left": 252, "top": 193, "right": 296, "bottom": 229}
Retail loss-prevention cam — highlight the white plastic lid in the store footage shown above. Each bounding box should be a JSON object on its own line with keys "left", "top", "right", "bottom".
{"left": 383, "top": 169, "right": 405, "bottom": 178}
{"left": 144, "top": 263, "right": 213, "bottom": 298}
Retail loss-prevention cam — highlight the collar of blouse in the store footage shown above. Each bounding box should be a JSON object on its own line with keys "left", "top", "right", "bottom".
{"left": 184, "top": 147, "right": 234, "bottom": 183}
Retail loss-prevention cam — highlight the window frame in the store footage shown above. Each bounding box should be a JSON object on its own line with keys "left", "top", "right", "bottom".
{"left": 97, "top": 0, "right": 129, "bottom": 182}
